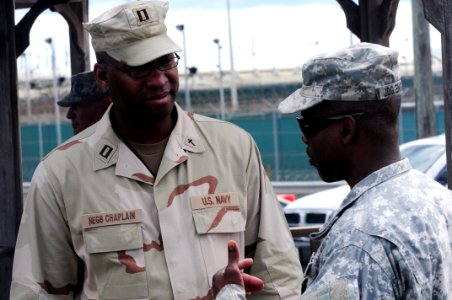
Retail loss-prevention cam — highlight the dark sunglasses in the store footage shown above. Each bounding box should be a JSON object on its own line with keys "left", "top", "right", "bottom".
{"left": 297, "top": 112, "right": 366, "bottom": 139}
{"left": 109, "top": 53, "right": 180, "bottom": 79}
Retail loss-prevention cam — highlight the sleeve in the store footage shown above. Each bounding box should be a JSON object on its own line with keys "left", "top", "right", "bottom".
{"left": 10, "top": 162, "right": 82, "bottom": 299}
{"left": 243, "top": 136, "right": 303, "bottom": 299}
{"left": 216, "top": 284, "right": 246, "bottom": 300}
{"left": 302, "top": 244, "right": 398, "bottom": 299}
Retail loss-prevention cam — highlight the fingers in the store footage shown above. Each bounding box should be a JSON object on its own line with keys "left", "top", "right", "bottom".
{"left": 212, "top": 240, "right": 264, "bottom": 297}
{"left": 238, "top": 258, "right": 253, "bottom": 270}
{"left": 224, "top": 241, "right": 244, "bottom": 286}
{"left": 228, "top": 241, "right": 253, "bottom": 270}
{"left": 228, "top": 241, "right": 264, "bottom": 293}
{"left": 224, "top": 240, "right": 241, "bottom": 281}
{"left": 211, "top": 240, "right": 243, "bottom": 297}
{"left": 227, "top": 240, "right": 240, "bottom": 267}
{"left": 243, "top": 273, "right": 264, "bottom": 292}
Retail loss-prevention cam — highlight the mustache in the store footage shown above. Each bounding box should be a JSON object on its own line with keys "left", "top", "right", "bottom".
{"left": 141, "top": 89, "right": 174, "bottom": 101}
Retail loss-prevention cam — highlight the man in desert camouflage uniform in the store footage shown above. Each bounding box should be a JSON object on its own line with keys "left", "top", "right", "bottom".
{"left": 214, "top": 42, "right": 452, "bottom": 299}
{"left": 58, "top": 71, "right": 112, "bottom": 135}
{"left": 10, "top": 1, "right": 302, "bottom": 299}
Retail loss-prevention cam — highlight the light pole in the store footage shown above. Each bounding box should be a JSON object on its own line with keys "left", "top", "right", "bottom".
{"left": 226, "top": 0, "right": 239, "bottom": 111}
{"left": 213, "top": 39, "right": 225, "bottom": 120}
{"left": 176, "top": 24, "right": 191, "bottom": 111}
{"left": 21, "top": 52, "right": 32, "bottom": 117}
{"left": 45, "top": 37, "right": 62, "bottom": 146}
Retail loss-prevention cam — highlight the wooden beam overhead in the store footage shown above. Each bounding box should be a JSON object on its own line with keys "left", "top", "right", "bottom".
{"left": 15, "top": 0, "right": 82, "bottom": 9}
{"left": 337, "top": 0, "right": 400, "bottom": 46}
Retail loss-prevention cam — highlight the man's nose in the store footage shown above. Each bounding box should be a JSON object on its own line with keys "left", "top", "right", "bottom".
{"left": 143, "top": 69, "right": 168, "bottom": 87}
{"left": 66, "top": 106, "right": 76, "bottom": 119}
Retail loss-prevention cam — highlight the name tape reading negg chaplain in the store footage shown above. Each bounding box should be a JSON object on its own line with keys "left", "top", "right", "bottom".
{"left": 81, "top": 209, "right": 144, "bottom": 230}
{"left": 191, "top": 192, "right": 239, "bottom": 210}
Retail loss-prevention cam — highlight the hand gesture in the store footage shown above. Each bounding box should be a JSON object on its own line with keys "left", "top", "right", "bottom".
{"left": 212, "top": 240, "right": 264, "bottom": 298}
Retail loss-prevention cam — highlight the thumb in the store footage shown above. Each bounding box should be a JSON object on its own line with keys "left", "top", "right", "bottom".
{"left": 227, "top": 240, "right": 240, "bottom": 267}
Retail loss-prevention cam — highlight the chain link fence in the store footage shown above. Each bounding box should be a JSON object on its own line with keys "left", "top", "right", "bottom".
{"left": 18, "top": 73, "right": 445, "bottom": 182}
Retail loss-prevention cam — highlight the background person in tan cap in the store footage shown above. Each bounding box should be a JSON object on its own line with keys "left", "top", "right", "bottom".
{"left": 10, "top": 1, "right": 302, "bottom": 299}
{"left": 58, "top": 71, "right": 112, "bottom": 134}
{"left": 212, "top": 42, "right": 452, "bottom": 299}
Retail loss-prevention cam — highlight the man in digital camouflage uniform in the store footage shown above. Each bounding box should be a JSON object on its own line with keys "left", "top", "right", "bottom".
{"left": 10, "top": 1, "right": 302, "bottom": 299}
{"left": 213, "top": 42, "right": 452, "bottom": 299}
{"left": 58, "top": 71, "right": 112, "bottom": 135}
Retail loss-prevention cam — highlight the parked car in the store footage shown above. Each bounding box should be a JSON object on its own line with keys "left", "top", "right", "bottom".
{"left": 277, "top": 193, "right": 296, "bottom": 208}
{"left": 399, "top": 133, "right": 447, "bottom": 185}
{"left": 278, "top": 197, "right": 292, "bottom": 208}
{"left": 284, "top": 134, "right": 447, "bottom": 266}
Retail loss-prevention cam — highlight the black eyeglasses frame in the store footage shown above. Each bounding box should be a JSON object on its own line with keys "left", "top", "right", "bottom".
{"left": 296, "top": 112, "right": 366, "bottom": 139}
{"left": 107, "top": 53, "right": 180, "bottom": 79}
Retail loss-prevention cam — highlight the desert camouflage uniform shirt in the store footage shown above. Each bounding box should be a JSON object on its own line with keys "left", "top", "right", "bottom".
{"left": 302, "top": 159, "right": 452, "bottom": 299}
{"left": 10, "top": 103, "right": 302, "bottom": 300}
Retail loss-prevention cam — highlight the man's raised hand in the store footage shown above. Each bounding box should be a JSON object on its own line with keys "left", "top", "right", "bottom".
{"left": 212, "top": 240, "right": 264, "bottom": 298}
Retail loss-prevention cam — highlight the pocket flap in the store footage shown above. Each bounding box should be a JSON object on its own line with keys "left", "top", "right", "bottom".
{"left": 84, "top": 224, "right": 143, "bottom": 254}
{"left": 192, "top": 207, "right": 245, "bottom": 234}
{"left": 191, "top": 192, "right": 245, "bottom": 234}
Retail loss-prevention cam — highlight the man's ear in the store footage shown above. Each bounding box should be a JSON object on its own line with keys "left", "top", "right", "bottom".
{"left": 94, "top": 63, "right": 110, "bottom": 90}
{"left": 100, "top": 96, "right": 112, "bottom": 111}
{"left": 340, "top": 116, "right": 357, "bottom": 144}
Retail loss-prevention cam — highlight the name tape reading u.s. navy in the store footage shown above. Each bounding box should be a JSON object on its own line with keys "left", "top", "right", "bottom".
{"left": 191, "top": 192, "right": 239, "bottom": 210}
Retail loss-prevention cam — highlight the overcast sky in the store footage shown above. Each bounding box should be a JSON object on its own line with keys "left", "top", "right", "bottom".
{"left": 15, "top": 0, "right": 442, "bottom": 79}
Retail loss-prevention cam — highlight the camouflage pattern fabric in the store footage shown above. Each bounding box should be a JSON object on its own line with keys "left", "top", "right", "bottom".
{"left": 58, "top": 71, "right": 108, "bottom": 107}
{"left": 302, "top": 159, "right": 452, "bottom": 299}
{"left": 278, "top": 42, "right": 402, "bottom": 114}
{"left": 10, "top": 103, "right": 303, "bottom": 299}
{"left": 218, "top": 158, "right": 452, "bottom": 299}
{"left": 217, "top": 284, "right": 246, "bottom": 299}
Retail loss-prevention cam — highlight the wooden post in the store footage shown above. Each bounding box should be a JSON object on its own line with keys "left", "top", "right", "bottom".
{"left": 412, "top": 0, "right": 435, "bottom": 138}
{"left": 337, "top": 0, "right": 400, "bottom": 46}
{"left": 15, "top": 0, "right": 90, "bottom": 75}
{"left": 423, "top": 0, "right": 452, "bottom": 189}
{"left": 54, "top": 1, "right": 90, "bottom": 74}
{"left": 14, "top": 0, "right": 71, "bottom": 57}
{"left": 0, "top": 0, "right": 24, "bottom": 297}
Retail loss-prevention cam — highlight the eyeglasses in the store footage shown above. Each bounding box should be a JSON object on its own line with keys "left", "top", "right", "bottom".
{"left": 297, "top": 112, "right": 366, "bottom": 139}
{"left": 110, "top": 53, "right": 180, "bottom": 79}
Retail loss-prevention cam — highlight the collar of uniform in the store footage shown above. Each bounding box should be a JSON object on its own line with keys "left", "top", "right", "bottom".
{"left": 311, "top": 158, "right": 412, "bottom": 240}
{"left": 91, "top": 108, "right": 155, "bottom": 184}
{"left": 168, "top": 103, "right": 205, "bottom": 156}
{"left": 92, "top": 105, "right": 120, "bottom": 171}
{"left": 91, "top": 103, "right": 204, "bottom": 180}
{"left": 152, "top": 104, "right": 205, "bottom": 185}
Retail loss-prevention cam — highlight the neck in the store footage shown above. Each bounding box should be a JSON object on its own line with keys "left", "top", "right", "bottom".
{"left": 110, "top": 108, "right": 177, "bottom": 144}
{"left": 346, "top": 142, "right": 402, "bottom": 188}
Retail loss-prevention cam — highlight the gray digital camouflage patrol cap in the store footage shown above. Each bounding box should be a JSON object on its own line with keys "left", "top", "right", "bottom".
{"left": 58, "top": 71, "right": 108, "bottom": 107}
{"left": 278, "top": 42, "right": 402, "bottom": 114}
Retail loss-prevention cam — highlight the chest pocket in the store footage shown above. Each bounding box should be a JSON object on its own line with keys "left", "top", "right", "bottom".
{"left": 190, "top": 192, "right": 245, "bottom": 234}
{"left": 83, "top": 223, "right": 148, "bottom": 299}
{"left": 190, "top": 201, "right": 246, "bottom": 290}
{"left": 192, "top": 206, "right": 245, "bottom": 234}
